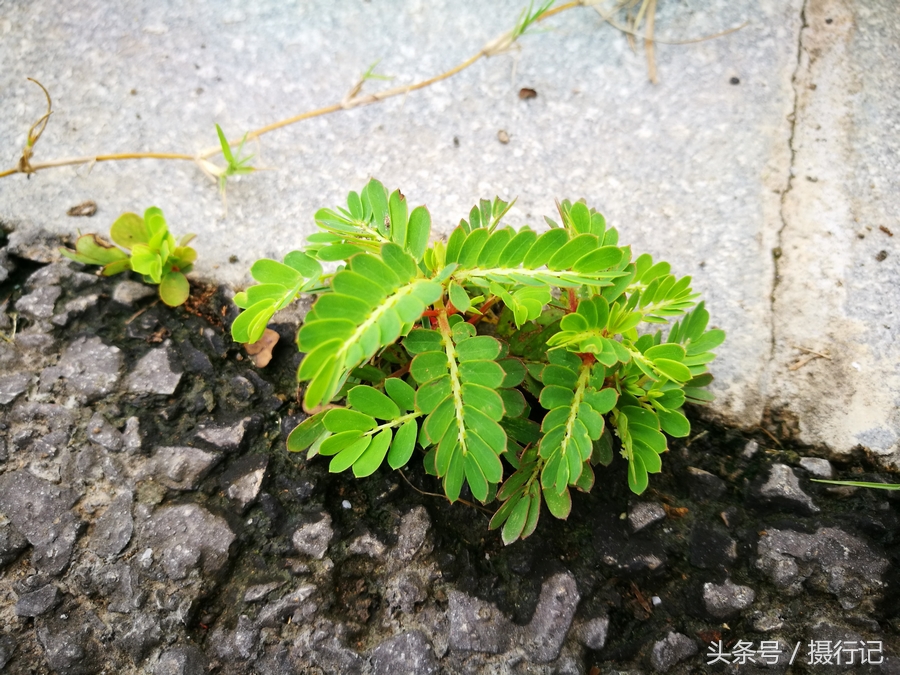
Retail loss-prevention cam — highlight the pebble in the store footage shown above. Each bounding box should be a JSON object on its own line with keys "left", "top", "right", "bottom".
{"left": 650, "top": 632, "right": 698, "bottom": 673}
{"left": 15, "top": 285, "right": 61, "bottom": 321}
{"left": 147, "top": 446, "right": 221, "bottom": 491}
{"left": 113, "top": 280, "right": 157, "bottom": 305}
{"left": 291, "top": 513, "right": 334, "bottom": 559}
{"left": 627, "top": 501, "right": 667, "bottom": 532}
{"left": 448, "top": 590, "right": 513, "bottom": 654}
{"left": 756, "top": 526, "right": 888, "bottom": 607}
{"left": 90, "top": 492, "right": 134, "bottom": 558}
{"left": 140, "top": 504, "right": 236, "bottom": 579}
{"left": 523, "top": 572, "right": 580, "bottom": 662}
{"left": 40, "top": 336, "right": 123, "bottom": 401}
{"left": 702, "top": 579, "right": 756, "bottom": 618}
{"left": 154, "top": 646, "right": 209, "bottom": 675}
{"left": 86, "top": 412, "right": 124, "bottom": 451}
{"left": 370, "top": 631, "right": 439, "bottom": 675}
{"left": 799, "top": 456, "right": 833, "bottom": 478}
{"left": 221, "top": 455, "right": 268, "bottom": 510}
{"left": 195, "top": 416, "right": 259, "bottom": 452}
{"left": 0, "top": 372, "right": 31, "bottom": 405}
{"left": 15, "top": 583, "right": 60, "bottom": 617}
{"left": 752, "top": 463, "right": 820, "bottom": 514}
{"left": 347, "top": 532, "right": 387, "bottom": 559}
{"left": 126, "top": 344, "right": 183, "bottom": 395}
{"left": 0, "top": 470, "right": 83, "bottom": 575}
{"left": 578, "top": 616, "right": 610, "bottom": 651}
{"left": 392, "top": 507, "right": 431, "bottom": 563}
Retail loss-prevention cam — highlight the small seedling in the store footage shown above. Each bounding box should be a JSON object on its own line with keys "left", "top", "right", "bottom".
{"left": 60, "top": 207, "right": 197, "bottom": 306}
{"left": 233, "top": 179, "right": 723, "bottom": 543}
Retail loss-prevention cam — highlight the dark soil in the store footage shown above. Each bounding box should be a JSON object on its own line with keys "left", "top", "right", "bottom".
{"left": 0, "top": 232, "right": 898, "bottom": 674}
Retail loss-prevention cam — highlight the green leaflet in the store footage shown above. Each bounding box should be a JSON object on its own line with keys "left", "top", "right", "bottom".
{"left": 298, "top": 247, "right": 442, "bottom": 408}
{"left": 59, "top": 207, "right": 196, "bottom": 308}
{"left": 232, "top": 182, "right": 722, "bottom": 545}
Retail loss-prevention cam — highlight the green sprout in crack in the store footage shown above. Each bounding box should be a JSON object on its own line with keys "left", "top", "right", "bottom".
{"left": 60, "top": 207, "right": 197, "bottom": 307}
{"left": 214, "top": 123, "right": 256, "bottom": 200}
{"left": 232, "top": 179, "right": 724, "bottom": 544}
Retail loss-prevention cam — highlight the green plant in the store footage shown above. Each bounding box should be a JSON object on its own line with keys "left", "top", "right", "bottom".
{"left": 233, "top": 179, "right": 724, "bottom": 543}
{"left": 60, "top": 207, "right": 197, "bottom": 307}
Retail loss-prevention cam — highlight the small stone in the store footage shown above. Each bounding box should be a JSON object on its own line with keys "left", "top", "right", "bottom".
{"left": 147, "top": 446, "right": 221, "bottom": 490}
{"left": 799, "top": 456, "right": 833, "bottom": 478}
{"left": 385, "top": 570, "right": 428, "bottom": 614}
{"left": 154, "top": 645, "right": 209, "bottom": 675}
{"left": 393, "top": 506, "right": 431, "bottom": 562}
{"left": 209, "top": 614, "right": 259, "bottom": 660}
{"left": 113, "top": 280, "right": 157, "bottom": 305}
{"left": 40, "top": 336, "right": 123, "bottom": 401}
{"left": 123, "top": 416, "right": 142, "bottom": 453}
{"left": 752, "top": 463, "right": 819, "bottom": 514}
{"left": 126, "top": 344, "right": 183, "bottom": 395}
{"left": 686, "top": 466, "right": 727, "bottom": 500}
{"left": 292, "top": 513, "right": 334, "bottom": 559}
{"left": 702, "top": 579, "right": 756, "bottom": 618}
{"left": 0, "top": 372, "right": 30, "bottom": 405}
{"left": 243, "top": 581, "right": 284, "bottom": 603}
{"left": 116, "top": 613, "right": 163, "bottom": 663}
{"left": 196, "top": 416, "right": 259, "bottom": 452}
{"left": 222, "top": 455, "right": 268, "bottom": 510}
{"left": 257, "top": 584, "right": 317, "bottom": 627}
{"left": 52, "top": 293, "right": 99, "bottom": 326}
{"left": 0, "top": 521, "right": 29, "bottom": 567}
{"left": 15, "top": 285, "right": 61, "bottom": 321}
{"left": 35, "top": 606, "right": 105, "bottom": 673}
{"left": 524, "top": 572, "right": 580, "bottom": 662}
{"left": 579, "top": 616, "right": 610, "bottom": 651}
{"left": 650, "top": 632, "right": 698, "bottom": 673}
{"left": 0, "top": 470, "right": 83, "bottom": 575}
{"left": 140, "top": 504, "right": 236, "bottom": 579}
{"left": 348, "top": 532, "right": 387, "bottom": 559}
{"left": 370, "top": 631, "right": 439, "bottom": 675}
{"left": 742, "top": 439, "right": 759, "bottom": 458}
{"left": 25, "top": 261, "right": 96, "bottom": 290}
{"left": 628, "top": 501, "right": 666, "bottom": 532}
{"left": 448, "top": 590, "right": 514, "bottom": 654}
{"left": 86, "top": 412, "right": 124, "bottom": 451}
{"left": 756, "top": 527, "right": 888, "bottom": 607}
{"left": 90, "top": 492, "right": 134, "bottom": 557}
{"left": 15, "top": 583, "right": 60, "bottom": 617}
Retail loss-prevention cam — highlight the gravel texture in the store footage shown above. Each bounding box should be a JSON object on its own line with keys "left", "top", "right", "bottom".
{"left": 0, "top": 248, "right": 898, "bottom": 673}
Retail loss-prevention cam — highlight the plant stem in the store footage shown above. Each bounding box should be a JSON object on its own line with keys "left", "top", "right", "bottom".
{"left": 3, "top": 1, "right": 590, "bottom": 179}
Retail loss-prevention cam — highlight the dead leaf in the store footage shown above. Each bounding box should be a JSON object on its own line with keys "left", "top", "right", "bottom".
{"left": 663, "top": 503, "right": 689, "bottom": 519}
{"left": 67, "top": 200, "right": 97, "bottom": 217}
{"left": 244, "top": 328, "right": 279, "bottom": 368}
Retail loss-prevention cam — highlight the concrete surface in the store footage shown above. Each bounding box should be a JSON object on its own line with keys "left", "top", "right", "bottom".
{"left": 0, "top": 0, "right": 896, "bottom": 462}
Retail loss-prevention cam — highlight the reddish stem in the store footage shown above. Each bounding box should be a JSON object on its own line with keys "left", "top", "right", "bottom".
{"left": 567, "top": 288, "right": 577, "bottom": 313}
{"left": 467, "top": 296, "right": 500, "bottom": 324}
{"left": 388, "top": 362, "right": 411, "bottom": 380}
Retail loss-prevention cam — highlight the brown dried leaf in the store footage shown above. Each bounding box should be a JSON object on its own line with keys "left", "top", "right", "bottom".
{"left": 244, "top": 328, "right": 279, "bottom": 368}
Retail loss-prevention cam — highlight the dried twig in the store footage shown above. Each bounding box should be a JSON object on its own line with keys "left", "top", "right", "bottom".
{"left": 788, "top": 345, "right": 831, "bottom": 371}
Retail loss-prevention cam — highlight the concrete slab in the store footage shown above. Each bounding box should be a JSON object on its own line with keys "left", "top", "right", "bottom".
{"left": 1, "top": 1, "right": 894, "bottom": 462}
{"left": 772, "top": 0, "right": 900, "bottom": 462}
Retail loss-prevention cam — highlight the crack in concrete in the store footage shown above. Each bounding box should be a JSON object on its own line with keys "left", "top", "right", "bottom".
{"left": 769, "top": 0, "right": 810, "bottom": 368}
